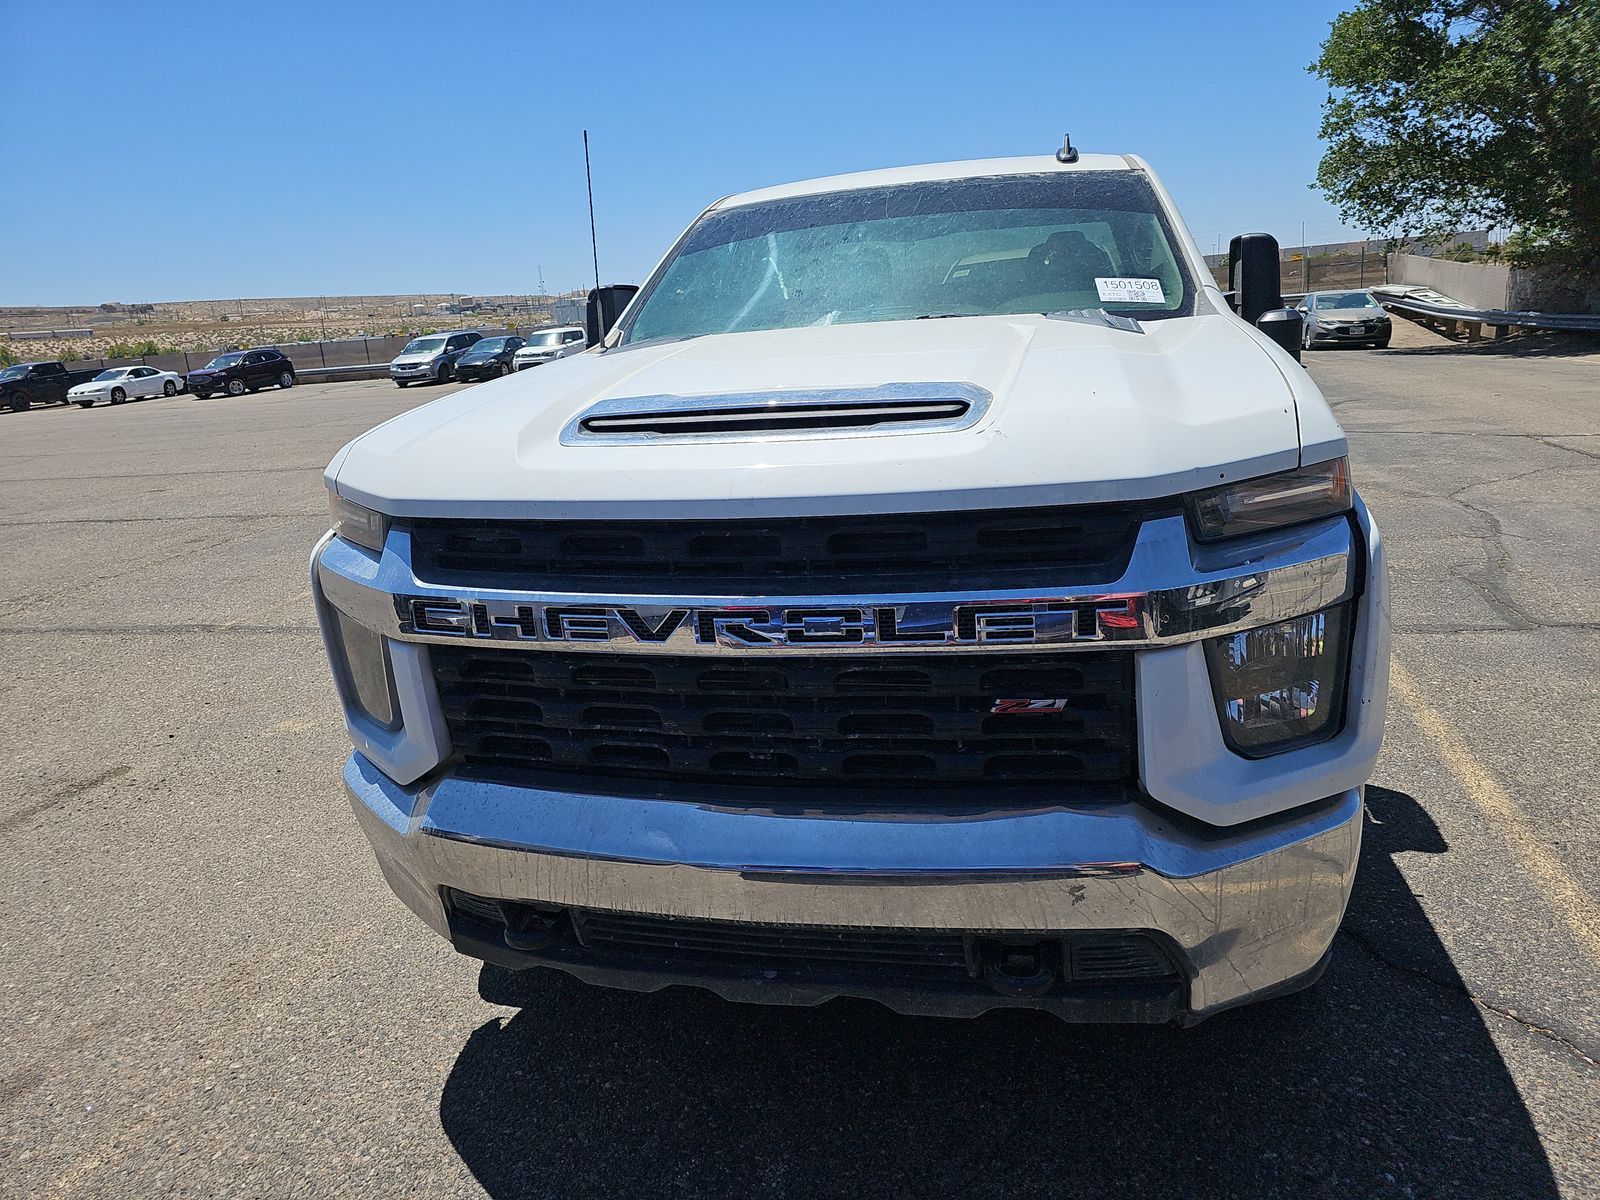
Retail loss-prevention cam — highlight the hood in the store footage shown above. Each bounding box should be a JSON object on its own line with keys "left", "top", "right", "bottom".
{"left": 392, "top": 351, "right": 442, "bottom": 365}
{"left": 330, "top": 314, "right": 1327, "bottom": 520}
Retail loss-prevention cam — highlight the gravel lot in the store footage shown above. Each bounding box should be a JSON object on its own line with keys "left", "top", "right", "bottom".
{"left": 3, "top": 324, "right": 1597, "bottom": 1199}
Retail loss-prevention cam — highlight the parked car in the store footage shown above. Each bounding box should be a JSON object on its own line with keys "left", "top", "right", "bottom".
{"left": 512, "top": 325, "right": 586, "bottom": 370}
{"left": 68, "top": 365, "right": 185, "bottom": 407}
{"left": 314, "top": 148, "right": 1389, "bottom": 1026}
{"left": 187, "top": 348, "right": 296, "bottom": 398}
{"left": 451, "top": 335, "right": 525, "bottom": 382}
{"left": 389, "top": 330, "right": 482, "bottom": 387}
{"left": 0, "top": 361, "right": 102, "bottom": 411}
{"left": 1296, "top": 291, "right": 1392, "bottom": 349}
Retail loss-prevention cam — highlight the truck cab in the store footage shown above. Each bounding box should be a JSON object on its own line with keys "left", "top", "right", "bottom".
{"left": 314, "top": 150, "right": 1389, "bottom": 1024}
{"left": 0, "top": 361, "right": 98, "bottom": 411}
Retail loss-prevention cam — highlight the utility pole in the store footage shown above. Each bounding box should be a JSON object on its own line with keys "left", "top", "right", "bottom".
{"left": 584, "top": 129, "right": 601, "bottom": 294}
{"left": 1301, "top": 220, "right": 1309, "bottom": 293}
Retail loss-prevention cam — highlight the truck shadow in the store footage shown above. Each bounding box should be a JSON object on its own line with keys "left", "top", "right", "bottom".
{"left": 437, "top": 786, "right": 1557, "bottom": 1198}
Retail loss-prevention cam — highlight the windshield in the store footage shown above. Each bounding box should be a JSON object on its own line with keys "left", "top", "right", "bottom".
{"left": 1316, "top": 292, "right": 1376, "bottom": 309}
{"left": 402, "top": 337, "right": 447, "bottom": 355}
{"left": 204, "top": 353, "right": 245, "bottom": 369}
{"left": 522, "top": 331, "right": 564, "bottom": 348}
{"left": 465, "top": 337, "right": 509, "bottom": 355}
{"left": 93, "top": 369, "right": 130, "bottom": 381}
{"left": 0, "top": 365, "right": 25, "bottom": 381}
{"left": 622, "top": 172, "right": 1194, "bottom": 346}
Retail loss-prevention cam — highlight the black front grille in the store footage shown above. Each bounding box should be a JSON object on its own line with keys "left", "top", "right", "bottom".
{"left": 407, "top": 502, "right": 1159, "bottom": 592}
{"left": 444, "top": 892, "right": 1183, "bottom": 990}
{"left": 432, "top": 646, "right": 1135, "bottom": 792}
{"left": 577, "top": 911, "right": 972, "bottom": 981}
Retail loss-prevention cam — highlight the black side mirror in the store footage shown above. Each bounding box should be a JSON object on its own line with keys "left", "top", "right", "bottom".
{"left": 586, "top": 284, "right": 640, "bottom": 346}
{"left": 1227, "top": 232, "right": 1283, "bottom": 325}
{"left": 1254, "top": 307, "right": 1304, "bottom": 363}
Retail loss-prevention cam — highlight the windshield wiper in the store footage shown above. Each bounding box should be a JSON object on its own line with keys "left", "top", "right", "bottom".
{"left": 1045, "top": 308, "right": 1145, "bottom": 334}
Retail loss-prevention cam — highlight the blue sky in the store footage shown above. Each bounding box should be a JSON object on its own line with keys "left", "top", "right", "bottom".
{"left": 0, "top": 1, "right": 1363, "bottom": 305}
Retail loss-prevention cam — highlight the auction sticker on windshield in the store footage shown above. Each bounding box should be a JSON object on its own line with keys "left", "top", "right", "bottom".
{"left": 1095, "top": 277, "right": 1165, "bottom": 304}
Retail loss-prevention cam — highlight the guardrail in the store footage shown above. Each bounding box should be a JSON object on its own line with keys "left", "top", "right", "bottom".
{"left": 1371, "top": 288, "right": 1600, "bottom": 340}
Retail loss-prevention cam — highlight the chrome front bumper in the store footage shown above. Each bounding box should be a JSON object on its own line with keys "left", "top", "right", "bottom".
{"left": 346, "top": 752, "right": 1362, "bottom": 1020}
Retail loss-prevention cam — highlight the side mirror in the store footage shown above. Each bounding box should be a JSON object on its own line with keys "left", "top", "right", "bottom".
{"left": 586, "top": 284, "right": 640, "bottom": 346}
{"left": 1227, "top": 232, "right": 1283, "bottom": 325}
{"left": 1255, "top": 307, "right": 1304, "bottom": 363}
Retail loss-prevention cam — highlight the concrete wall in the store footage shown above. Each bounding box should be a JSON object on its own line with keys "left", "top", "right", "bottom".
{"left": 1387, "top": 254, "right": 1511, "bottom": 310}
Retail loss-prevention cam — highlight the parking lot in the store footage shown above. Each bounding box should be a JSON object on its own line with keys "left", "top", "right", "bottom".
{"left": 2, "top": 323, "right": 1597, "bottom": 1198}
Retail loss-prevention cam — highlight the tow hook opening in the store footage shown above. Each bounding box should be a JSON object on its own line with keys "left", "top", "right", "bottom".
{"left": 977, "top": 938, "right": 1062, "bottom": 998}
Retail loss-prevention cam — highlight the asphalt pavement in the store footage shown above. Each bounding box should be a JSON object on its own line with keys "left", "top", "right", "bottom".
{"left": 2, "top": 325, "right": 1596, "bottom": 1198}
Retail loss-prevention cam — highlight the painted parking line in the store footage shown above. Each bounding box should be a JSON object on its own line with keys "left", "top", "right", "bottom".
{"left": 1390, "top": 658, "right": 1600, "bottom": 967}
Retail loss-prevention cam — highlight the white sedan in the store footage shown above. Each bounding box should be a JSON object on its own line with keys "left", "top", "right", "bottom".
{"left": 68, "top": 366, "right": 185, "bottom": 407}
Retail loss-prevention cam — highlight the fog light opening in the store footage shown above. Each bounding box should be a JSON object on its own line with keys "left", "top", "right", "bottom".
{"left": 1203, "top": 604, "right": 1353, "bottom": 757}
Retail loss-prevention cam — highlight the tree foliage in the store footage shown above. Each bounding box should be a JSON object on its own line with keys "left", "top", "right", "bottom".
{"left": 1311, "top": 0, "right": 1600, "bottom": 263}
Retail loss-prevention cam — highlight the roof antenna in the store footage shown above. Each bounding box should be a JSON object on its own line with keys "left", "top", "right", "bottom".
{"left": 1055, "top": 133, "right": 1079, "bottom": 164}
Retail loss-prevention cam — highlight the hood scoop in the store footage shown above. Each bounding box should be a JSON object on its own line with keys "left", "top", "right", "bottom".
{"left": 560, "top": 382, "right": 991, "bottom": 445}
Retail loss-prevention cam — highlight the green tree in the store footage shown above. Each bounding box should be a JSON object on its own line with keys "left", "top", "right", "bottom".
{"left": 1311, "top": 0, "right": 1600, "bottom": 264}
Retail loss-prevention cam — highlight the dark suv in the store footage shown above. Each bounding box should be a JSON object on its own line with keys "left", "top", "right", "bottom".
{"left": 187, "top": 348, "right": 297, "bottom": 398}
{"left": 450, "top": 335, "right": 526, "bottom": 382}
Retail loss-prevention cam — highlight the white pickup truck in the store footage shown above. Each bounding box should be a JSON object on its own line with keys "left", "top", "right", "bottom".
{"left": 313, "top": 147, "right": 1389, "bottom": 1023}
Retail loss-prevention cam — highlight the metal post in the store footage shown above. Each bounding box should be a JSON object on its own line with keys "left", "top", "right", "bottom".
{"left": 1301, "top": 221, "right": 1309, "bottom": 293}
{"left": 1359, "top": 246, "right": 1365, "bottom": 286}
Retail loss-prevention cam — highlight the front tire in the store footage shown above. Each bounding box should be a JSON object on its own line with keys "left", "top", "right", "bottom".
{"left": 395, "top": 379, "right": 409, "bottom": 388}
{"left": 192, "top": 391, "right": 211, "bottom": 400}
{"left": 226, "top": 379, "right": 246, "bottom": 397}
{"left": 436, "top": 364, "right": 449, "bottom": 385}
{"left": 110, "top": 387, "right": 127, "bottom": 405}
{"left": 77, "top": 398, "right": 94, "bottom": 408}
{"left": 497, "top": 362, "right": 510, "bottom": 378}
{"left": 278, "top": 370, "right": 295, "bottom": 389}
{"left": 163, "top": 380, "right": 177, "bottom": 396}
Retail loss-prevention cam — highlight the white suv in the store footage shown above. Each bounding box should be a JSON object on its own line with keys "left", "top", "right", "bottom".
{"left": 512, "top": 325, "right": 586, "bottom": 370}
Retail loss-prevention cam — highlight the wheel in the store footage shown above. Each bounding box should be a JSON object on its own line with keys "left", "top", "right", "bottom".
{"left": 497, "top": 362, "right": 510, "bottom": 378}
{"left": 1300, "top": 324, "right": 1315, "bottom": 350}
{"left": 395, "top": 379, "right": 409, "bottom": 388}
{"left": 77, "top": 398, "right": 94, "bottom": 408}
{"left": 110, "top": 387, "right": 127, "bottom": 405}
{"left": 278, "top": 370, "right": 295, "bottom": 389}
{"left": 1374, "top": 337, "right": 1391, "bottom": 349}
{"left": 436, "top": 364, "right": 450, "bottom": 385}
{"left": 6, "top": 397, "right": 28, "bottom": 412}
{"left": 192, "top": 391, "right": 211, "bottom": 400}
{"left": 163, "top": 380, "right": 177, "bottom": 396}
{"left": 226, "top": 378, "right": 246, "bottom": 397}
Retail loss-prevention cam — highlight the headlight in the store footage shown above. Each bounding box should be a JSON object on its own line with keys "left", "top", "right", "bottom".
{"left": 1186, "top": 458, "right": 1351, "bottom": 542}
{"left": 330, "top": 607, "right": 398, "bottom": 728}
{"left": 1204, "top": 605, "right": 1352, "bottom": 756}
{"left": 328, "top": 491, "right": 388, "bottom": 552}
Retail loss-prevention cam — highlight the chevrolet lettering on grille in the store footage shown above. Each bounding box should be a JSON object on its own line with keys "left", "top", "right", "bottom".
{"left": 400, "top": 596, "right": 1143, "bottom": 652}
